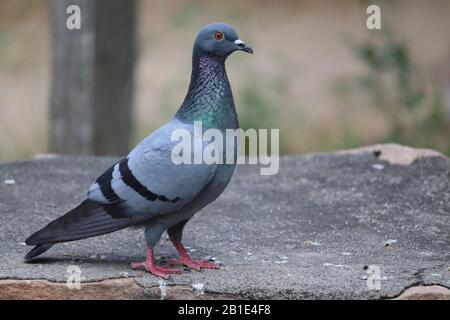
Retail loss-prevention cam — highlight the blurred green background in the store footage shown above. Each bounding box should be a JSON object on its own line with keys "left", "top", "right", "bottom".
{"left": 1, "top": 0, "right": 450, "bottom": 161}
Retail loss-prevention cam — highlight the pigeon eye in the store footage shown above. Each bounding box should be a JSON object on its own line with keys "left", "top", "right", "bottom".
{"left": 214, "top": 32, "right": 223, "bottom": 41}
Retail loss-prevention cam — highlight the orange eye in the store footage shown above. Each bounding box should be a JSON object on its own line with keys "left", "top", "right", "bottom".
{"left": 214, "top": 31, "right": 223, "bottom": 41}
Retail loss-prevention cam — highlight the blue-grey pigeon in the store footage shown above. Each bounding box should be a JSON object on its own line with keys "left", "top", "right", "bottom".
{"left": 25, "top": 23, "right": 253, "bottom": 278}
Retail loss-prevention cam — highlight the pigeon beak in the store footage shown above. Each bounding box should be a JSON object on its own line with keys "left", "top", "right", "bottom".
{"left": 234, "top": 39, "right": 253, "bottom": 54}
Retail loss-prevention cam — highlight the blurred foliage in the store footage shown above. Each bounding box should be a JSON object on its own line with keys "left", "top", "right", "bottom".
{"left": 351, "top": 32, "right": 450, "bottom": 155}
{"left": 170, "top": 1, "right": 202, "bottom": 28}
{"left": 238, "top": 84, "right": 277, "bottom": 130}
{"left": 237, "top": 78, "right": 279, "bottom": 157}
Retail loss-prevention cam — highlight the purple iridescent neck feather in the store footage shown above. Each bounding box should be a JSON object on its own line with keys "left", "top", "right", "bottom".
{"left": 175, "top": 54, "right": 238, "bottom": 130}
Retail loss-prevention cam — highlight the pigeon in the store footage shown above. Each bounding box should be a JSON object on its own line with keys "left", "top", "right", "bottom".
{"left": 24, "top": 22, "right": 253, "bottom": 279}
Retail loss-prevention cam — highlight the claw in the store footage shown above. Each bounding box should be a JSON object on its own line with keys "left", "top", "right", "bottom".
{"left": 131, "top": 248, "right": 183, "bottom": 279}
{"left": 167, "top": 240, "right": 220, "bottom": 271}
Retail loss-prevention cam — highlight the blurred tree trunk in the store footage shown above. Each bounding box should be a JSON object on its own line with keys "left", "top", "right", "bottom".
{"left": 49, "top": 0, "right": 135, "bottom": 156}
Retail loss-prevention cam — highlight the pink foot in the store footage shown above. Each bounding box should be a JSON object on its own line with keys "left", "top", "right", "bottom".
{"left": 131, "top": 247, "right": 183, "bottom": 279}
{"left": 167, "top": 240, "right": 220, "bottom": 271}
{"left": 165, "top": 257, "right": 220, "bottom": 270}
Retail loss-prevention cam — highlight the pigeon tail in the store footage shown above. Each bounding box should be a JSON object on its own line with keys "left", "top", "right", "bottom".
{"left": 24, "top": 199, "right": 132, "bottom": 261}
{"left": 24, "top": 243, "right": 54, "bottom": 262}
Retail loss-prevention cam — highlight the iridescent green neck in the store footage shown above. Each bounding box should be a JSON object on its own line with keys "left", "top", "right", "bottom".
{"left": 175, "top": 54, "right": 238, "bottom": 130}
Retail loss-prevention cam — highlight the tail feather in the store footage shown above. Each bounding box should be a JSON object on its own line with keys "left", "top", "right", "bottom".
{"left": 24, "top": 243, "right": 54, "bottom": 262}
{"left": 25, "top": 199, "right": 132, "bottom": 261}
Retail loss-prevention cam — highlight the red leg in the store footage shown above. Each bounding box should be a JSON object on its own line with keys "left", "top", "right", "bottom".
{"left": 165, "top": 240, "right": 220, "bottom": 270}
{"left": 131, "top": 247, "right": 183, "bottom": 279}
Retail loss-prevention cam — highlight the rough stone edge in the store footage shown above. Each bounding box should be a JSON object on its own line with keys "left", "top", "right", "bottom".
{"left": 3, "top": 278, "right": 450, "bottom": 300}
{"left": 336, "top": 143, "right": 445, "bottom": 165}
{"left": 0, "top": 278, "right": 242, "bottom": 300}
{"left": 5, "top": 144, "right": 446, "bottom": 168}
{"left": 391, "top": 285, "right": 450, "bottom": 300}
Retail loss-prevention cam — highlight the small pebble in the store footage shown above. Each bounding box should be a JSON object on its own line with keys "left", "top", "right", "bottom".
{"left": 323, "top": 263, "right": 349, "bottom": 268}
{"left": 4, "top": 179, "right": 15, "bottom": 185}
{"left": 304, "top": 240, "right": 321, "bottom": 246}
{"left": 192, "top": 283, "right": 204, "bottom": 295}
{"left": 372, "top": 164, "right": 384, "bottom": 170}
{"left": 384, "top": 239, "right": 397, "bottom": 246}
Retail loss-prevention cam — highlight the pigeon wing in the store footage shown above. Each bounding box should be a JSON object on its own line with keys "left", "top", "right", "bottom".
{"left": 88, "top": 119, "right": 217, "bottom": 219}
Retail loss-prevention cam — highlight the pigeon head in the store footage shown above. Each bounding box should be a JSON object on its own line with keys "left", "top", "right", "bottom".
{"left": 193, "top": 23, "right": 253, "bottom": 59}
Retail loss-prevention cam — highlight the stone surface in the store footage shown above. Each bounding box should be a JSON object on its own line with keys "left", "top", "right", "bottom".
{"left": 0, "top": 278, "right": 147, "bottom": 300}
{"left": 339, "top": 143, "right": 444, "bottom": 165}
{"left": 393, "top": 285, "right": 450, "bottom": 300}
{"left": 1, "top": 144, "right": 450, "bottom": 299}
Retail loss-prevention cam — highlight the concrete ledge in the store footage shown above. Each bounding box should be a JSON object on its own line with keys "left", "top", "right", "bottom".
{"left": 1, "top": 144, "right": 450, "bottom": 299}
{"left": 0, "top": 278, "right": 147, "bottom": 300}
{"left": 338, "top": 143, "right": 444, "bottom": 165}
{"left": 0, "top": 278, "right": 239, "bottom": 300}
{"left": 393, "top": 285, "right": 450, "bottom": 300}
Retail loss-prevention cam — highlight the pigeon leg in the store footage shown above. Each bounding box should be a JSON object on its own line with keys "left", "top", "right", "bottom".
{"left": 131, "top": 247, "right": 183, "bottom": 279}
{"left": 165, "top": 240, "right": 220, "bottom": 270}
